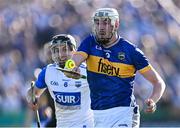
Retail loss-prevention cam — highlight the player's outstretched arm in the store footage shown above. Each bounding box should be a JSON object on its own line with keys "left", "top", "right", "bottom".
{"left": 71, "top": 53, "right": 87, "bottom": 69}
{"left": 141, "top": 66, "right": 166, "bottom": 113}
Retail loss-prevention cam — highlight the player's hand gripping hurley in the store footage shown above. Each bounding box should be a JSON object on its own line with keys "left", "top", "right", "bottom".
{"left": 56, "top": 59, "right": 87, "bottom": 79}
{"left": 31, "top": 81, "right": 41, "bottom": 128}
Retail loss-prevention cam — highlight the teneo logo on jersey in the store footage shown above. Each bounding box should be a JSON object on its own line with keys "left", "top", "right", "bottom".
{"left": 53, "top": 91, "right": 81, "bottom": 106}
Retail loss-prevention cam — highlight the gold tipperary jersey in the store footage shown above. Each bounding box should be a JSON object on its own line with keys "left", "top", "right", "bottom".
{"left": 76, "top": 34, "right": 151, "bottom": 110}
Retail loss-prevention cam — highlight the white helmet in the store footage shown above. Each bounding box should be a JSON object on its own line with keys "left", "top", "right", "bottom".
{"left": 50, "top": 34, "right": 76, "bottom": 50}
{"left": 50, "top": 34, "right": 77, "bottom": 67}
{"left": 92, "top": 8, "right": 119, "bottom": 45}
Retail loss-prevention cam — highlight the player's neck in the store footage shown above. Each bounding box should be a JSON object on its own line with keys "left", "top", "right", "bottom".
{"left": 103, "top": 35, "right": 119, "bottom": 48}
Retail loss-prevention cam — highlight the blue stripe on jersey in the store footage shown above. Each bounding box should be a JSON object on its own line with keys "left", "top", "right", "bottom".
{"left": 35, "top": 67, "right": 47, "bottom": 89}
{"left": 78, "top": 34, "right": 150, "bottom": 110}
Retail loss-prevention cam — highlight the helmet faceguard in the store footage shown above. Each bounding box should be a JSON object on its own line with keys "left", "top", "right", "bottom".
{"left": 49, "top": 34, "right": 76, "bottom": 68}
{"left": 92, "top": 8, "right": 119, "bottom": 45}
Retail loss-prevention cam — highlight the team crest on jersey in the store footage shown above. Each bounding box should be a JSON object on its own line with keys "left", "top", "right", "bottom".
{"left": 118, "top": 52, "right": 125, "bottom": 61}
{"left": 75, "top": 81, "right": 82, "bottom": 88}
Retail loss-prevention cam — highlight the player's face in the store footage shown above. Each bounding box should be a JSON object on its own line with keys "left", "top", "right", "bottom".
{"left": 51, "top": 43, "right": 72, "bottom": 67}
{"left": 94, "top": 18, "right": 113, "bottom": 44}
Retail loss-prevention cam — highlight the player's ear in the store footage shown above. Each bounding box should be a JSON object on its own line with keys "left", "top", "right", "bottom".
{"left": 115, "top": 20, "right": 119, "bottom": 29}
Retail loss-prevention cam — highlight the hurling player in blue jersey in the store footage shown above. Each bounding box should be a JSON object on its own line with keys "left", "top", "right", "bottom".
{"left": 64, "top": 8, "right": 166, "bottom": 127}
{"left": 26, "top": 34, "right": 94, "bottom": 127}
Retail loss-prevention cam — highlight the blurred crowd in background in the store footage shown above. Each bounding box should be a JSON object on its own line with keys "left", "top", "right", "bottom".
{"left": 0, "top": 0, "right": 180, "bottom": 127}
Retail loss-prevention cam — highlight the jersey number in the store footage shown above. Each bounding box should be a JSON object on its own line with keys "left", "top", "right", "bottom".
{"left": 64, "top": 82, "right": 68, "bottom": 87}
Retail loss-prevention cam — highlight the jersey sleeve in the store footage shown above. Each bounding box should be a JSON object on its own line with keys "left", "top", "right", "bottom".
{"left": 132, "top": 47, "right": 151, "bottom": 73}
{"left": 35, "top": 67, "right": 47, "bottom": 89}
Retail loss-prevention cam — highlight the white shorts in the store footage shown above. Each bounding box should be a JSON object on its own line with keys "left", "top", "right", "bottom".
{"left": 93, "top": 106, "right": 140, "bottom": 128}
{"left": 56, "top": 115, "right": 94, "bottom": 128}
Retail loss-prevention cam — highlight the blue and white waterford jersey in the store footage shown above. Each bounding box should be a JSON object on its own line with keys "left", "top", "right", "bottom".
{"left": 76, "top": 34, "right": 152, "bottom": 110}
{"left": 35, "top": 63, "right": 93, "bottom": 124}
